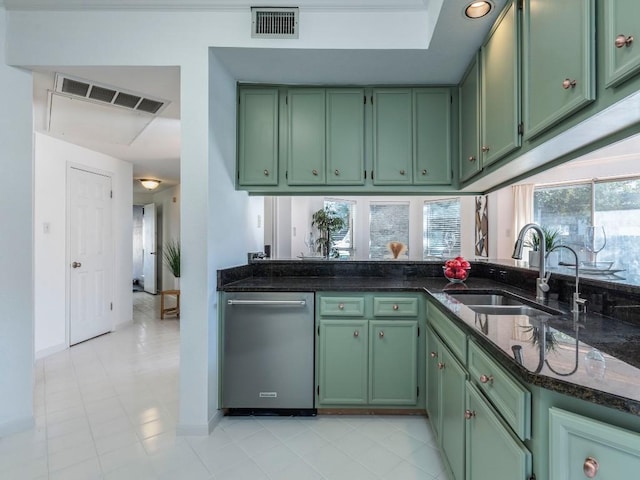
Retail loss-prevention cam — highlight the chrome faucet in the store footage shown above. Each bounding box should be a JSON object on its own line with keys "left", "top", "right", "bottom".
{"left": 547, "top": 245, "right": 586, "bottom": 314}
{"left": 512, "top": 223, "right": 550, "bottom": 301}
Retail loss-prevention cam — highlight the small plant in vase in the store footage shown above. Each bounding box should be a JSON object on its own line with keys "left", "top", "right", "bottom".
{"left": 163, "top": 239, "right": 181, "bottom": 289}
{"left": 524, "top": 226, "right": 561, "bottom": 267}
{"left": 311, "top": 207, "right": 345, "bottom": 259}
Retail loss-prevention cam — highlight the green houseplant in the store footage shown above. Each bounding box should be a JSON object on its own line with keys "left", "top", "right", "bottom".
{"left": 524, "top": 226, "right": 561, "bottom": 267}
{"left": 311, "top": 207, "right": 345, "bottom": 258}
{"left": 163, "top": 239, "right": 181, "bottom": 288}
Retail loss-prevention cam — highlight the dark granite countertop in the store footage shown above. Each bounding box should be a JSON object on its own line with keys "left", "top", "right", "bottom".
{"left": 217, "top": 260, "right": 640, "bottom": 415}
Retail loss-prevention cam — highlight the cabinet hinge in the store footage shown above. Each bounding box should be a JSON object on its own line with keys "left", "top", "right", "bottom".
{"left": 518, "top": 122, "right": 524, "bottom": 135}
{"left": 528, "top": 475, "right": 536, "bottom": 480}
{"left": 317, "top": 325, "right": 320, "bottom": 336}
{"left": 370, "top": 95, "right": 374, "bottom": 105}
{"left": 364, "top": 95, "right": 367, "bottom": 104}
{"left": 450, "top": 95, "right": 453, "bottom": 104}
{"left": 317, "top": 385, "right": 320, "bottom": 396}
{"left": 285, "top": 170, "right": 288, "bottom": 180}
{"left": 517, "top": 0, "right": 523, "bottom": 10}
{"left": 110, "top": 302, "right": 113, "bottom": 311}
{"left": 417, "top": 386, "right": 420, "bottom": 397}
{"left": 110, "top": 190, "right": 113, "bottom": 199}
{"left": 285, "top": 95, "right": 288, "bottom": 105}
{"left": 417, "top": 327, "right": 420, "bottom": 337}
{"left": 371, "top": 170, "right": 374, "bottom": 180}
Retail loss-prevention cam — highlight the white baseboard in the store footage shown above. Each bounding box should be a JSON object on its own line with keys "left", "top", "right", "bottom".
{"left": 176, "top": 410, "right": 223, "bottom": 436}
{"left": 0, "top": 415, "right": 34, "bottom": 437}
{"left": 35, "top": 342, "right": 67, "bottom": 360}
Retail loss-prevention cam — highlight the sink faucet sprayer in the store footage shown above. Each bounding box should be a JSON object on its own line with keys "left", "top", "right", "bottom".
{"left": 512, "top": 223, "right": 550, "bottom": 301}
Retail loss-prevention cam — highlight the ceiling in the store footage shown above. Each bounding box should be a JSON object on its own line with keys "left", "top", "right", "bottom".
{"left": 22, "top": 0, "right": 517, "bottom": 195}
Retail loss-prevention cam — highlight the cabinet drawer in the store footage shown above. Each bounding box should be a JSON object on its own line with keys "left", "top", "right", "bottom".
{"left": 428, "top": 302, "right": 466, "bottom": 363}
{"left": 373, "top": 296, "right": 418, "bottom": 317}
{"left": 319, "top": 296, "right": 365, "bottom": 317}
{"left": 468, "top": 340, "right": 531, "bottom": 440}
{"left": 550, "top": 408, "right": 640, "bottom": 479}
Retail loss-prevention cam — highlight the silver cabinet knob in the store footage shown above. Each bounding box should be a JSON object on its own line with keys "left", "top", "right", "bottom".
{"left": 464, "top": 410, "right": 476, "bottom": 420}
{"left": 312, "top": 169, "right": 318, "bottom": 176}
{"left": 437, "top": 361, "right": 445, "bottom": 370}
{"left": 334, "top": 169, "right": 340, "bottom": 176}
{"left": 378, "top": 331, "right": 384, "bottom": 338}
{"left": 583, "top": 457, "right": 599, "bottom": 478}
{"left": 263, "top": 169, "right": 269, "bottom": 176}
{"left": 430, "top": 351, "right": 438, "bottom": 359}
{"left": 399, "top": 169, "right": 406, "bottom": 175}
{"left": 421, "top": 169, "right": 427, "bottom": 175}
{"left": 615, "top": 34, "right": 634, "bottom": 48}
{"left": 482, "top": 145, "right": 490, "bottom": 152}
{"left": 353, "top": 331, "right": 359, "bottom": 337}
{"left": 72, "top": 261, "right": 82, "bottom": 268}
{"left": 468, "top": 155, "right": 476, "bottom": 162}
{"left": 562, "top": 78, "right": 577, "bottom": 89}
{"left": 338, "top": 303, "right": 345, "bottom": 310}
{"left": 392, "top": 304, "right": 399, "bottom": 311}
{"left": 480, "top": 374, "right": 494, "bottom": 384}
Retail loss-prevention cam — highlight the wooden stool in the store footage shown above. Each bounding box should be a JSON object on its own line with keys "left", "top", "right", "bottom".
{"left": 160, "top": 289, "right": 180, "bottom": 319}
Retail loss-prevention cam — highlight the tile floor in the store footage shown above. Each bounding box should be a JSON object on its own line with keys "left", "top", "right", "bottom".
{"left": 0, "top": 292, "right": 446, "bottom": 480}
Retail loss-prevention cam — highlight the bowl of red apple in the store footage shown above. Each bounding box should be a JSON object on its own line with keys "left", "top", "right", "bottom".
{"left": 443, "top": 257, "right": 471, "bottom": 283}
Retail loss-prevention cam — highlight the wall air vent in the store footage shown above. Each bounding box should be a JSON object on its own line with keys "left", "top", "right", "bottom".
{"left": 54, "top": 74, "right": 169, "bottom": 116}
{"left": 251, "top": 7, "right": 299, "bottom": 39}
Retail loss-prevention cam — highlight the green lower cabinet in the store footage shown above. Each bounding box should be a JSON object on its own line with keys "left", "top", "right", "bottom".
{"left": 549, "top": 408, "right": 640, "bottom": 479}
{"left": 465, "top": 382, "right": 532, "bottom": 480}
{"left": 317, "top": 320, "right": 368, "bottom": 405}
{"left": 439, "top": 342, "right": 467, "bottom": 480}
{"left": 426, "top": 328, "right": 442, "bottom": 439}
{"left": 369, "top": 321, "right": 418, "bottom": 405}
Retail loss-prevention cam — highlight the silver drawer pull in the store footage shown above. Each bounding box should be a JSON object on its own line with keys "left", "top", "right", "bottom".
{"left": 353, "top": 331, "right": 359, "bottom": 337}
{"left": 430, "top": 351, "right": 438, "bottom": 359}
{"left": 437, "top": 362, "right": 445, "bottom": 370}
{"left": 227, "top": 300, "right": 306, "bottom": 306}
{"left": 479, "top": 374, "right": 494, "bottom": 384}
{"left": 464, "top": 409, "right": 476, "bottom": 420}
{"left": 392, "top": 304, "right": 399, "bottom": 311}
{"left": 338, "top": 303, "right": 345, "bottom": 310}
{"left": 263, "top": 169, "right": 269, "bottom": 176}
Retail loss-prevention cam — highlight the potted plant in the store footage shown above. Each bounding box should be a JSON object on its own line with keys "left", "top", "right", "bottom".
{"left": 163, "top": 239, "right": 181, "bottom": 289}
{"left": 311, "top": 207, "right": 345, "bottom": 258}
{"left": 524, "top": 226, "right": 561, "bottom": 267}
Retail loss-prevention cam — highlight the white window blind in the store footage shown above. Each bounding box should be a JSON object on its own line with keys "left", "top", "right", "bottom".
{"left": 423, "top": 198, "right": 461, "bottom": 258}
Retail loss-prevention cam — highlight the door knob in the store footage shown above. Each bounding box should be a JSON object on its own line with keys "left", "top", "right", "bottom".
{"left": 72, "top": 261, "right": 82, "bottom": 268}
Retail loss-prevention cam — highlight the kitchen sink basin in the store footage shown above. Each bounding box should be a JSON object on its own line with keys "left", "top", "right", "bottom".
{"left": 465, "top": 305, "right": 553, "bottom": 317}
{"left": 446, "top": 291, "right": 563, "bottom": 316}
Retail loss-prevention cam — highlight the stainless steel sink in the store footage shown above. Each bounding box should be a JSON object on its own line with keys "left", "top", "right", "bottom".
{"left": 446, "top": 291, "right": 563, "bottom": 316}
{"left": 465, "top": 305, "right": 553, "bottom": 316}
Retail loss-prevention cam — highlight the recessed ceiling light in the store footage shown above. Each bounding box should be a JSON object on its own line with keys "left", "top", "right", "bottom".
{"left": 465, "top": 1, "right": 493, "bottom": 19}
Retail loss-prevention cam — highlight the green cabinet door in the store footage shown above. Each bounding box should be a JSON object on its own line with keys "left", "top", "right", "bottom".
{"left": 287, "top": 89, "right": 326, "bottom": 185}
{"left": 326, "top": 88, "right": 365, "bottom": 185}
{"left": 369, "top": 320, "right": 418, "bottom": 405}
{"left": 481, "top": 0, "right": 521, "bottom": 167}
{"left": 459, "top": 55, "right": 481, "bottom": 183}
{"left": 604, "top": 0, "right": 640, "bottom": 88}
{"left": 317, "top": 320, "right": 368, "bottom": 405}
{"left": 426, "top": 327, "right": 442, "bottom": 439}
{"left": 523, "top": 0, "right": 595, "bottom": 139}
{"left": 372, "top": 89, "right": 413, "bottom": 185}
{"left": 440, "top": 344, "right": 467, "bottom": 480}
{"left": 465, "top": 382, "right": 532, "bottom": 480}
{"left": 413, "top": 88, "right": 452, "bottom": 185}
{"left": 550, "top": 408, "right": 640, "bottom": 479}
{"left": 237, "top": 88, "right": 279, "bottom": 186}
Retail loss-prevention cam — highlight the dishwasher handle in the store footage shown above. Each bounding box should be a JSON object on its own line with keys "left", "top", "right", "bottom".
{"left": 227, "top": 299, "right": 307, "bottom": 306}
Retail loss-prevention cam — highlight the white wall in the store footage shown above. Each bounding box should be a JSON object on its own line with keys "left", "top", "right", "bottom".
{"left": 34, "top": 133, "right": 134, "bottom": 358}
{"left": 0, "top": 8, "right": 35, "bottom": 435}
{"left": 154, "top": 185, "right": 182, "bottom": 290}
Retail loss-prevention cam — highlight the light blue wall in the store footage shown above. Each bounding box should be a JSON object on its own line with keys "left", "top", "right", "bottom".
{"left": 0, "top": 8, "right": 35, "bottom": 435}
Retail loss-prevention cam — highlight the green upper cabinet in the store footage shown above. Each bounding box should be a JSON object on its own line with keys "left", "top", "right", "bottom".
{"left": 326, "top": 88, "right": 366, "bottom": 185}
{"left": 465, "top": 382, "right": 532, "bottom": 480}
{"left": 413, "top": 88, "right": 452, "bottom": 185}
{"left": 237, "top": 88, "right": 279, "bottom": 186}
{"left": 368, "top": 320, "right": 418, "bottom": 405}
{"left": 287, "top": 88, "right": 326, "bottom": 185}
{"left": 372, "top": 88, "right": 413, "bottom": 185}
{"left": 317, "top": 319, "right": 368, "bottom": 405}
{"left": 604, "top": 0, "right": 640, "bottom": 88}
{"left": 522, "top": 0, "right": 595, "bottom": 139}
{"left": 481, "top": 0, "right": 521, "bottom": 167}
{"left": 458, "top": 55, "right": 481, "bottom": 183}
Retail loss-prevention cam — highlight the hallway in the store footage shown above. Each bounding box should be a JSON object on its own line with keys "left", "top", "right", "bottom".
{"left": 0, "top": 293, "right": 444, "bottom": 480}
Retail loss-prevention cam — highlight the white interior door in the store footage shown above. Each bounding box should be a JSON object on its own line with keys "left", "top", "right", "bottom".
{"left": 143, "top": 203, "right": 157, "bottom": 294}
{"left": 69, "top": 167, "right": 113, "bottom": 345}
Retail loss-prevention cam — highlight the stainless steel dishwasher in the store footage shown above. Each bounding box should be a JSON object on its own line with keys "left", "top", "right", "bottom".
{"left": 222, "top": 291, "right": 315, "bottom": 415}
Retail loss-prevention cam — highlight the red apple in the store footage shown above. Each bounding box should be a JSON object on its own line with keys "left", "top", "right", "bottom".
{"left": 454, "top": 269, "right": 467, "bottom": 280}
{"left": 460, "top": 260, "right": 471, "bottom": 269}
{"left": 444, "top": 267, "right": 456, "bottom": 278}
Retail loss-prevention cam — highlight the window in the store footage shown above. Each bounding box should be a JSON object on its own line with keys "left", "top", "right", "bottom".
{"left": 534, "top": 178, "right": 640, "bottom": 282}
{"left": 369, "top": 202, "right": 410, "bottom": 259}
{"left": 423, "top": 198, "right": 461, "bottom": 259}
{"left": 324, "top": 199, "right": 355, "bottom": 259}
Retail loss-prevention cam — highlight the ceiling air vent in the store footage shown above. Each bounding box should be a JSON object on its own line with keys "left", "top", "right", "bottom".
{"left": 251, "top": 7, "right": 299, "bottom": 39}
{"left": 54, "top": 73, "right": 169, "bottom": 116}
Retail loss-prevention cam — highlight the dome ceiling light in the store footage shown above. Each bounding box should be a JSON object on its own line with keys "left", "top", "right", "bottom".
{"left": 139, "top": 179, "right": 161, "bottom": 190}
